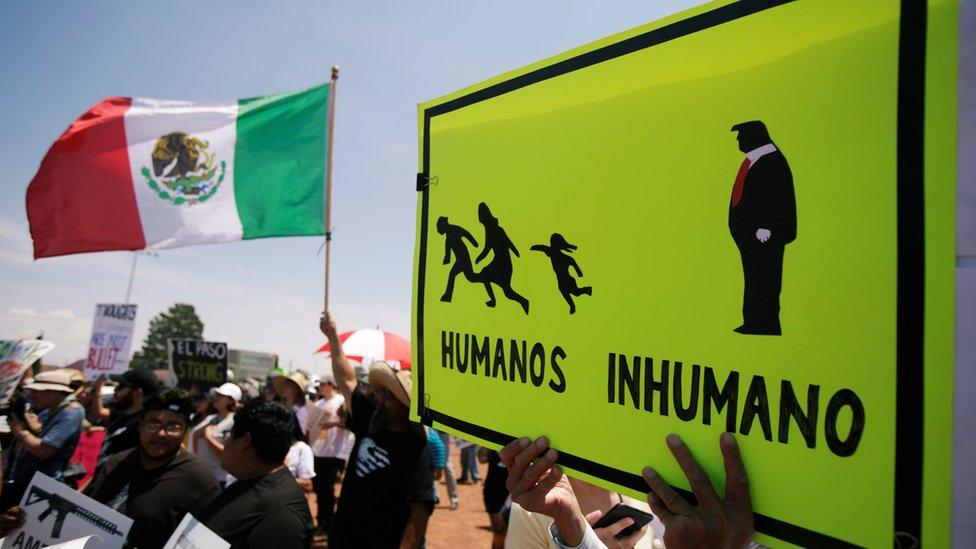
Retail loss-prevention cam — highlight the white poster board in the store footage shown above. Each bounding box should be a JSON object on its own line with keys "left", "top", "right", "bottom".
{"left": 162, "top": 514, "right": 229, "bottom": 549}
{"left": 84, "top": 304, "right": 137, "bottom": 380}
{"left": 0, "top": 340, "right": 55, "bottom": 407}
{"left": 1, "top": 472, "right": 132, "bottom": 549}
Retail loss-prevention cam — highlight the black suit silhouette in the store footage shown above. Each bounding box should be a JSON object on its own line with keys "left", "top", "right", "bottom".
{"left": 728, "top": 121, "right": 796, "bottom": 335}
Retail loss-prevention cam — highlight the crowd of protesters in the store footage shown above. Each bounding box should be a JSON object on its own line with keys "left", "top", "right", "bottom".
{"left": 0, "top": 312, "right": 759, "bottom": 548}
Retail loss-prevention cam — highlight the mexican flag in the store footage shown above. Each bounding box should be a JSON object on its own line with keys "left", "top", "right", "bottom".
{"left": 27, "top": 83, "right": 330, "bottom": 258}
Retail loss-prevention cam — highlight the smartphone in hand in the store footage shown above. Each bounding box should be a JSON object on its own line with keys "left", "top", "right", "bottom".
{"left": 591, "top": 503, "right": 654, "bottom": 539}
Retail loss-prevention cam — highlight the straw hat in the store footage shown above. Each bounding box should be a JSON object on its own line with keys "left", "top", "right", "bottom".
{"left": 24, "top": 370, "right": 75, "bottom": 393}
{"left": 367, "top": 361, "right": 411, "bottom": 407}
{"left": 272, "top": 372, "right": 308, "bottom": 397}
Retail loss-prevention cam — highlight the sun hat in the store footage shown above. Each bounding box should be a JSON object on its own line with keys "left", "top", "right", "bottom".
{"left": 367, "top": 361, "right": 411, "bottom": 407}
{"left": 24, "top": 370, "right": 75, "bottom": 393}
{"left": 272, "top": 372, "right": 308, "bottom": 397}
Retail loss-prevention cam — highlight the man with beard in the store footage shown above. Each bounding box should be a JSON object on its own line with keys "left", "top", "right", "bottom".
{"left": 1, "top": 390, "right": 220, "bottom": 549}
{"left": 97, "top": 367, "right": 160, "bottom": 466}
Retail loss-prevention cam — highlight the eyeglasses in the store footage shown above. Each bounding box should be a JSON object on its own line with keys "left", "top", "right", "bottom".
{"left": 141, "top": 420, "right": 186, "bottom": 435}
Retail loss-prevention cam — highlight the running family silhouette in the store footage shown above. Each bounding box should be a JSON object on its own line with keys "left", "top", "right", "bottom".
{"left": 437, "top": 203, "right": 591, "bottom": 315}
{"left": 531, "top": 233, "right": 592, "bottom": 314}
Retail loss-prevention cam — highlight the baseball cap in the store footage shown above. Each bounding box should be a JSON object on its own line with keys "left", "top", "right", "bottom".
{"left": 211, "top": 382, "right": 242, "bottom": 402}
{"left": 110, "top": 367, "right": 161, "bottom": 396}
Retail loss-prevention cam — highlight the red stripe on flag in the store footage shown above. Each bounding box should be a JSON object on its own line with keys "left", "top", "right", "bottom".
{"left": 27, "top": 97, "right": 145, "bottom": 259}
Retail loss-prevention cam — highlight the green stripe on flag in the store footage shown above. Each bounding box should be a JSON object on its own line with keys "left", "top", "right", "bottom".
{"left": 234, "top": 83, "right": 328, "bottom": 239}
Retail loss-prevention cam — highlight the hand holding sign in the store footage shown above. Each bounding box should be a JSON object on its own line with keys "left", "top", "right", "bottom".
{"left": 642, "top": 433, "right": 753, "bottom": 549}
{"left": 500, "top": 436, "right": 588, "bottom": 546}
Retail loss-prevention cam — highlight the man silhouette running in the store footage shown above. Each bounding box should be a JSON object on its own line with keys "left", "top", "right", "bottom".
{"left": 727, "top": 120, "right": 797, "bottom": 335}
{"left": 531, "top": 233, "right": 592, "bottom": 314}
{"left": 437, "top": 216, "right": 479, "bottom": 302}
{"left": 475, "top": 203, "right": 529, "bottom": 314}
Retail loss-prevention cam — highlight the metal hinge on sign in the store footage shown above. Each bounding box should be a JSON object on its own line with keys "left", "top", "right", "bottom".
{"left": 416, "top": 173, "right": 438, "bottom": 191}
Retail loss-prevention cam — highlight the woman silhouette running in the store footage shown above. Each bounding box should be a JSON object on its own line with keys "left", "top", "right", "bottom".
{"left": 531, "top": 233, "right": 593, "bottom": 314}
{"left": 475, "top": 203, "right": 530, "bottom": 314}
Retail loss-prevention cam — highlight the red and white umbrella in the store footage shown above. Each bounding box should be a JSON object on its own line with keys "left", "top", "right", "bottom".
{"left": 316, "top": 329, "right": 412, "bottom": 370}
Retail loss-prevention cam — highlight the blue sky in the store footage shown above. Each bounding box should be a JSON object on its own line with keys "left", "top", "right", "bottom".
{"left": 0, "top": 1, "right": 704, "bottom": 372}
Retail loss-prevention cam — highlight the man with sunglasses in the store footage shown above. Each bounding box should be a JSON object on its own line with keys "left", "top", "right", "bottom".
{"left": 321, "top": 312, "right": 436, "bottom": 549}
{"left": 97, "top": 367, "right": 160, "bottom": 467}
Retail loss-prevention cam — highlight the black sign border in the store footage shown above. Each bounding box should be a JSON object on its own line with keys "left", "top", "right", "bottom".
{"left": 415, "top": 1, "right": 926, "bottom": 546}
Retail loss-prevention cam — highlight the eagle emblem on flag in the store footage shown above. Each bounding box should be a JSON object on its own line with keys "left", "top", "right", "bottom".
{"left": 140, "top": 132, "right": 225, "bottom": 206}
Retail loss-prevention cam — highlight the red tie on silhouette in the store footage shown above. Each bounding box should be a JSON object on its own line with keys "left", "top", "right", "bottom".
{"left": 730, "top": 157, "right": 751, "bottom": 207}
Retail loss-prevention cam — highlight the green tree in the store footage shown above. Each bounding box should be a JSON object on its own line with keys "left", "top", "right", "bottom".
{"left": 130, "top": 303, "right": 204, "bottom": 370}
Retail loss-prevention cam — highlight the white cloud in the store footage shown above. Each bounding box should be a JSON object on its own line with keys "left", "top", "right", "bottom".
{"left": 0, "top": 218, "right": 34, "bottom": 266}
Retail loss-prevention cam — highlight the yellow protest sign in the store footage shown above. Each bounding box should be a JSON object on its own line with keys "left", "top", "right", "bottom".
{"left": 411, "top": 0, "right": 957, "bottom": 546}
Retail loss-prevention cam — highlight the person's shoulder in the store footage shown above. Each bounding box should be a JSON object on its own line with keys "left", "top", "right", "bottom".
{"left": 170, "top": 452, "right": 222, "bottom": 489}
{"left": 174, "top": 450, "right": 213, "bottom": 471}
{"left": 259, "top": 468, "right": 310, "bottom": 507}
{"left": 247, "top": 504, "right": 311, "bottom": 545}
{"left": 102, "top": 448, "right": 137, "bottom": 472}
{"left": 60, "top": 404, "right": 85, "bottom": 420}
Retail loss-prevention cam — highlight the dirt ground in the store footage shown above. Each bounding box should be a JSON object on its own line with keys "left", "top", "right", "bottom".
{"left": 313, "top": 453, "right": 494, "bottom": 548}
{"left": 425, "top": 457, "right": 493, "bottom": 549}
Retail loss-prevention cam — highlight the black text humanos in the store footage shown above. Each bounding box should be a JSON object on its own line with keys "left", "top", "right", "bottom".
{"left": 440, "top": 331, "right": 566, "bottom": 393}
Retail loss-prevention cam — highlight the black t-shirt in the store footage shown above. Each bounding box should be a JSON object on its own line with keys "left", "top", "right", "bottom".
{"left": 329, "top": 387, "right": 435, "bottom": 549}
{"left": 98, "top": 410, "right": 141, "bottom": 466}
{"left": 85, "top": 449, "right": 221, "bottom": 549}
{"left": 201, "top": 466, "right": 313, "bottom": 549}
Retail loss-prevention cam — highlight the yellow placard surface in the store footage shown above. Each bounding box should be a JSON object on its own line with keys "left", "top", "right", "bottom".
{"left": 412, "top": 1, "right": 956, "bottom": 546}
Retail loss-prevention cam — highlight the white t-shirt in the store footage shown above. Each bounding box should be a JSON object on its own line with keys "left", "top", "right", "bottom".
{"left": 285, "top": 441, "right": 316, "bottom": 479}
{"left": 505, "top": 498, "right": 663, "bottom": 549}
{"left": 187, "top": 413, "right": 235, "bottom": 483}
{"left": 311, "top": 394, "right": 355, "bottom": 460}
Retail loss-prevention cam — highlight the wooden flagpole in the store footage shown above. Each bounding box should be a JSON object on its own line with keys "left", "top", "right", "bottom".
{"left": 325, "top": 66, "right": 339, "bottom": 311}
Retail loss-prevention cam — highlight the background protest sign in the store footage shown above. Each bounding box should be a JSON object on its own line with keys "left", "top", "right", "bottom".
{"left": 411, "top": 0, "right": 957, "bottom": 546}
{"left": 0, "top": 340, "right": 55, "bottom": 407}
{"left": 84, "top": 304, "right": 137, "bottom": 380}
{"left": 168, "top": 339, "right": 228, "bottom": 390}
{"left": 1, "top": 472, "right": 132, "bottom": 549}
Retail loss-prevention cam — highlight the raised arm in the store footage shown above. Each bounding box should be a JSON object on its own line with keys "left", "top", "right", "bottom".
{"left": 320, "top": 312, "right": 356, "bottom": 401}
{"left": 90, "top": 375, "right": 111, "bottom": 422}
{"left": 569, "top": 257, "right": 583, "bottom": 277}
{"left": 460, "top": 228, "right": 478, "bottom": 247}
{"left": 475, "top": 237, "right": 491, "bottom": 264}
{"left": 442, "top": 238, "right": 452, "bottom": 265}
{"left": 508, "top": 235, "right": 520, "bottom": 258}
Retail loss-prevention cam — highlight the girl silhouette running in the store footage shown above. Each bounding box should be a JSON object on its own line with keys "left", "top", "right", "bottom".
{"left": 437, "top": 216, "right": 479, "bottom": 302}
{"left": 475, "top": 203, "right": 529, "bottom": 314}
{"left": 531, "top": 233, "right": 592, "bottom": 314}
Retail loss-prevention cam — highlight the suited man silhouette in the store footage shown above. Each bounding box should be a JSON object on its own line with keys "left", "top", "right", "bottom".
{"left": 728, "top": 121, "right": 796, "bottom": 335}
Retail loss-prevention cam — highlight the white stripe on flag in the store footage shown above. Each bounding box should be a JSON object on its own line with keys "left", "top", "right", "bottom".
{"left": 124, "top": 98, "right": 243, "bottom": 249}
